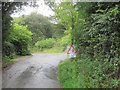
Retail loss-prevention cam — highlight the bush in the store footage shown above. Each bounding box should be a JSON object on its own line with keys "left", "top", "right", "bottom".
{"left": 8, "top": 22, "right": 32, "bottom": 56}
{"left": 35, "top": 38, "right": 55, "bottom": 50}
{"left": 60, "top": 35, "right": 71, "bottom": 47}
{"left": 70, "top": 2, "right": 120, "bottom": 88}
{"left": 35, "top": 35, "right": 71, "bottom": 51}
{"left": 3, "top": 56, "right": 16, "bottom": 63}
{"left": 2, "top": 41, "right": 16, "bottom": 59}
{"left": 58, "top": 58, "right": 90, "bottom": 88}
{"left": 54, "top": 35, "right": 71, "bottom": 50}
{"left": 58, "top": 56, "right": 120, "bottom": 88}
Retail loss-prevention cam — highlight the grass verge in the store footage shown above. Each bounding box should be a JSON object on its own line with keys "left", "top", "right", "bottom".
{"left": 2, "top": 54, "right": 32, "bottom": 69}
{"left": 58, "top": 57, "right": 120, "bottom": 88}
{"left": 2, "top": 57, "right": 16, "bottom": 69}
{"left": 31, "top": 47, "right": 66, "bottom": 54}
{"left": 58, "top": 58, "right": 91, "bottom": 88}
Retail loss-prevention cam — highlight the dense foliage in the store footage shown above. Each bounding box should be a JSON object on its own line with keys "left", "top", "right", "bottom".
{"left": 2, "top": 1, "right": 120, "bottom": 88}
{"left": 57, "top": 35, "right": 71, "bottom": 48}
{"left": 35, "top": 38, "right": 55, "bottom": 50}
{"left": 9, "top": 22, "right": 32, "bottom": 55}
{"left": 2, "top": 2, "right": 27, "bottom": 42}
{"left": 58, "top": 2, "right": 120, "bottom": 88}
{"left": 2, "top": 2, "right": 68, "bottom": 59}
{"left": 2, "top": 2, "right": 36, "bottom": 43}
{"left": 2, "top": 2, "right": 36, "bottom": 64}
{"left": 13, "top": 12, "right": 66, "bottom": 46}
{"left": 3, "top": 22, "right": 32, "bottom": 58}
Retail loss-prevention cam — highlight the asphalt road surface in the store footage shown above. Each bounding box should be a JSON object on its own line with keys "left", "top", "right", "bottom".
{"left": 2, "top": 53, "right": 67, "bottom": 88}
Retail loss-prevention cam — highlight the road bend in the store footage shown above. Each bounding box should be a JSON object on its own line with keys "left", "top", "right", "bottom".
{"left": 2, "top": 53, "right": 67, "bottom": 88}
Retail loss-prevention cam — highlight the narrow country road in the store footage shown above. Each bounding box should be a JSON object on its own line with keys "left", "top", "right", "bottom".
{"left": 2, "top": 53, "right": 67, "bottom": 88}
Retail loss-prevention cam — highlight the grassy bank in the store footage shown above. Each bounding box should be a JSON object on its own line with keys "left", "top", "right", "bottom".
{"left": 2, "top": 55, "right": 32, "bottom": 69}
{"left": 58, "top": 58, "right": 90, "bottom": 88}
{"left": 2, "top": 57, "right": 16, "bottom": 69}
{"left": 58, "top": 58, "right": 120, "bottom": 88}
{"left": 2, "top": 57, "right": 16, "bottom": 65}
{"left": 31, "top": 47, "right": 66, "bottom": 54}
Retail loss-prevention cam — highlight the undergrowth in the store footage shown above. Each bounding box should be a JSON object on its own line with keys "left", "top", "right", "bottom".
{"left": 58, "top": 57, "right": 120, "bottom": 88}
{"left": 31, "top": 46, "right": 66, "bottom": 54}
{"left": 2, "top": 56, "right": 16, "bottom": 66}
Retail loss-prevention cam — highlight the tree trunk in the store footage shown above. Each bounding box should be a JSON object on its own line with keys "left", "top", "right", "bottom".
{"left": 71, "top": 11, "right": 74, "bottom": 45}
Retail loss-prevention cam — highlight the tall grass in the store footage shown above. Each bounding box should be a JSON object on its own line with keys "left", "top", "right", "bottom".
{"left": 58, "top": 57, "right": 119, "bottom": 88}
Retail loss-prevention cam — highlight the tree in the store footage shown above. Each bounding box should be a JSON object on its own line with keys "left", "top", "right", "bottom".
{"left": 8, "top": 22, "right": 32, "bottom": 55}
{"left": 2, "top": 2, "right": 28, "bottom": 42}
{"left": 13, "top": 12, "right": 54, "bottom": 46}
{"left": 54, "top": 2, "right": 78, "bottom": 44}
{"left": 52, "top": 23, "right": 66, "bottom": 39}
{"left": 74, "top": 2, "right": 120, "bottom": 87}
{"left": 2, "top": 2, "right": 36, "bottom": 57}
{"left": 57, "top": 2, "right": 120, "bottom": 88}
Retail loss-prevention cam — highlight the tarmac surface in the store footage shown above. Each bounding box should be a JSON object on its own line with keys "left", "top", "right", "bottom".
{"left": 2, "top": 53, "right": 67, "bottom": 88}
